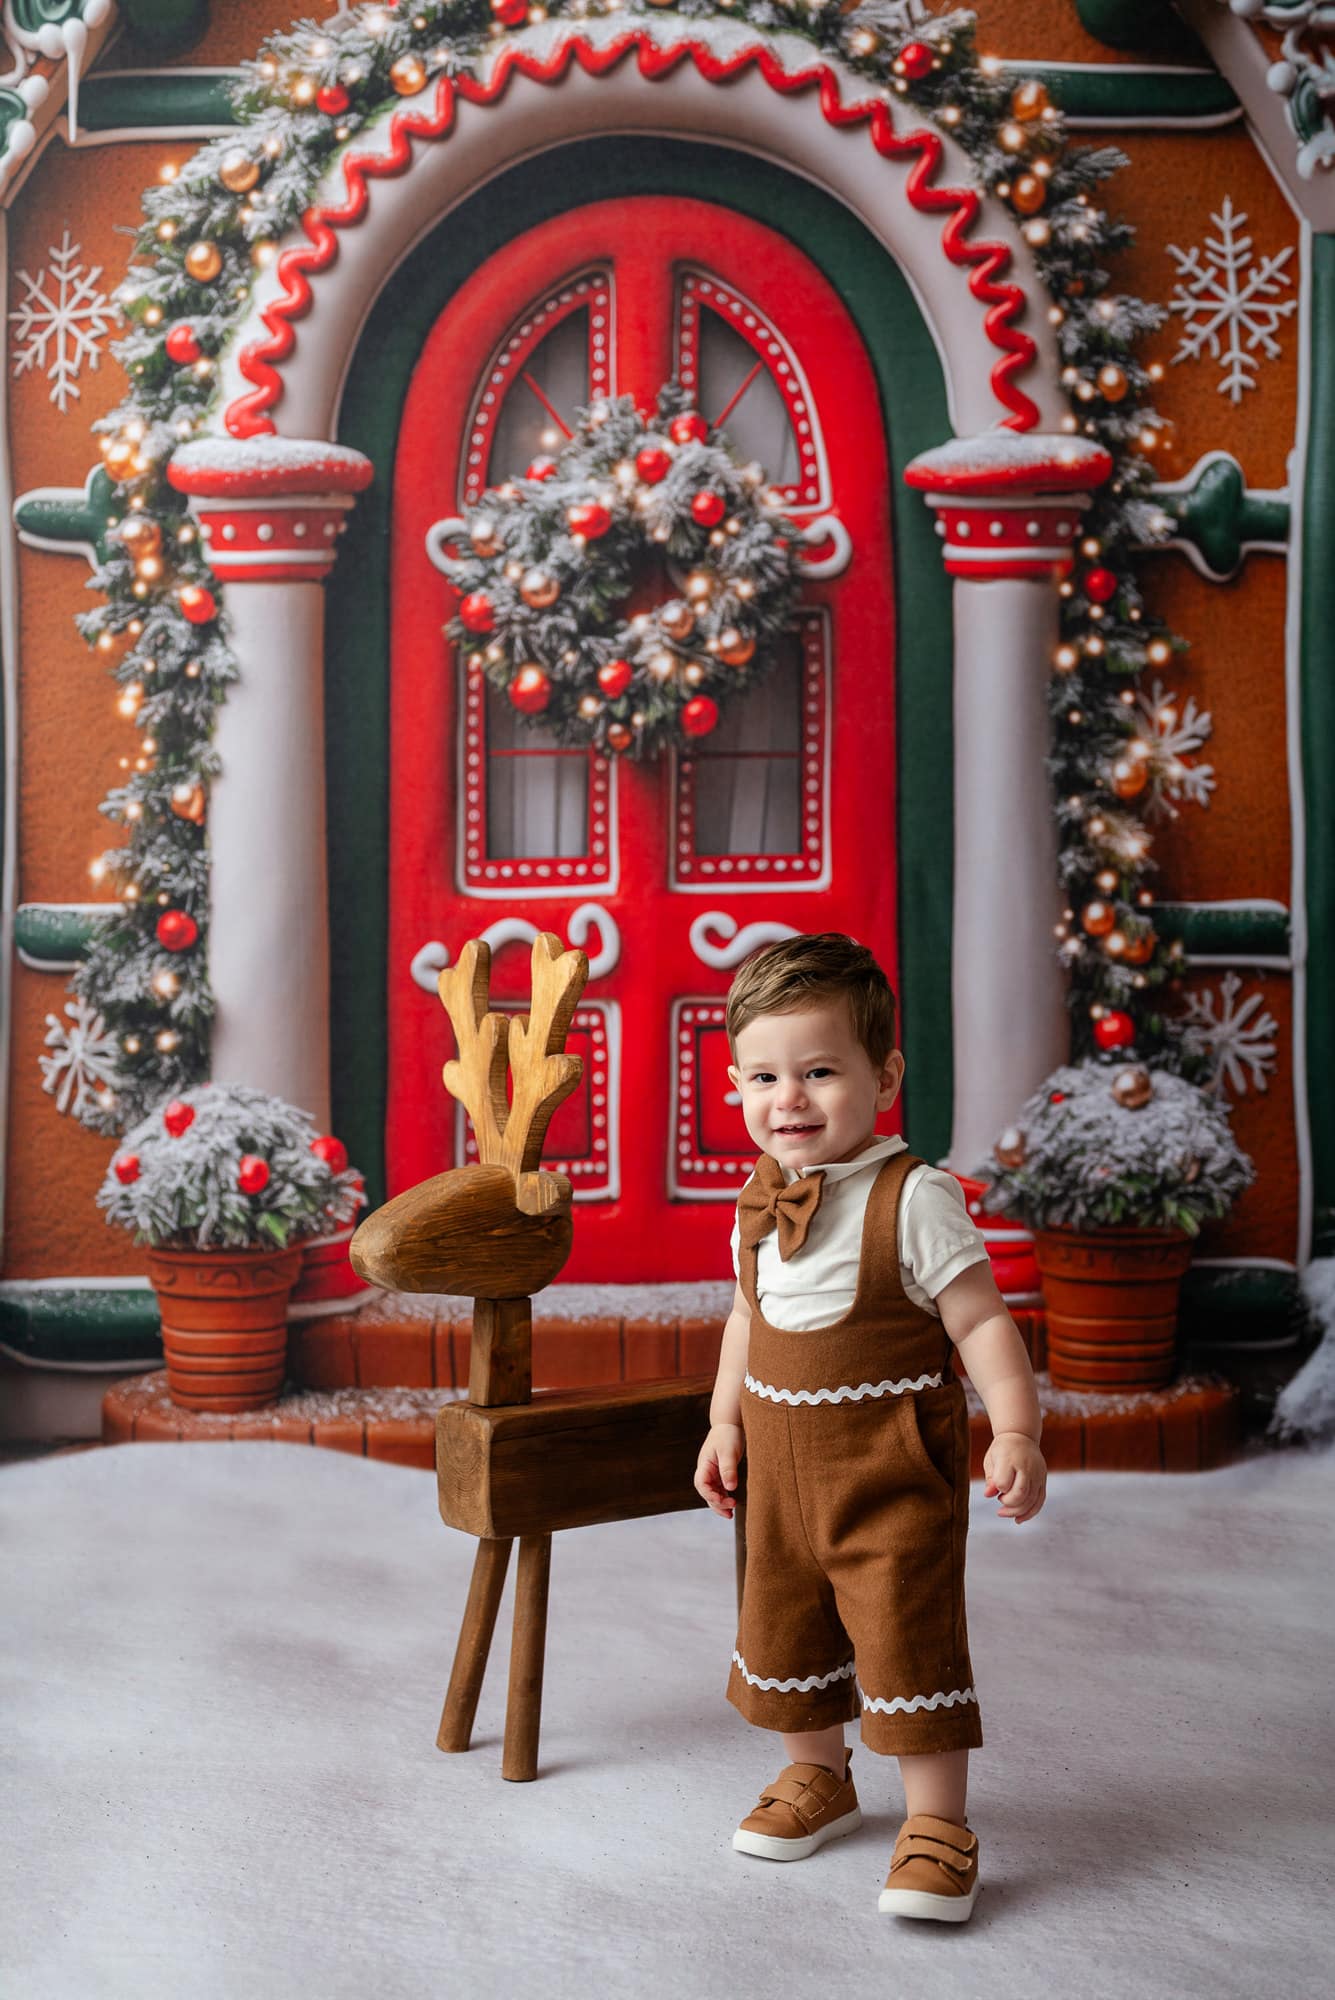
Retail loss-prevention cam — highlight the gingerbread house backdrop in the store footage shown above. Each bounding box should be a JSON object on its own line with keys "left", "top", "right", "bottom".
{"left": 0, "top": 0, "right": 1329, "bottom": 1442}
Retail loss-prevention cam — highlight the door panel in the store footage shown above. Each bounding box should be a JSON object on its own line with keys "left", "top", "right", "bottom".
{"left": 388, "top": 197, "right": 898, "bottom": 1279}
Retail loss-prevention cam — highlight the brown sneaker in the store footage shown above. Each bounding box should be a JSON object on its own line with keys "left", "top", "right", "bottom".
{"left": 732, "top": 1753, "right": 861, "bottom": 1862}
{"left": 877, "top": 1813, "right": 980, "bottom": 1921}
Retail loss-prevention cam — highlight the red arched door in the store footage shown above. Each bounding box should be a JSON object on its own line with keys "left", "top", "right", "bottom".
{"left": 388, "top": 196, "right": 898, "bottom": 1280}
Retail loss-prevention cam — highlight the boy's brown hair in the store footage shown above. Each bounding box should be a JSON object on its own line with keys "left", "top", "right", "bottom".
{"left": 725, "top": 932, "right": 898, "bottom": 1068}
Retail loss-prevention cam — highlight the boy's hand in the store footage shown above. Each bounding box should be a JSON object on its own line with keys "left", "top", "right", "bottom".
{"left": 983, "top": 1432, "right": 1047, "bottom": 1524}
{"left": 694, "top": 1423, "right": 745, "bottom": 1519}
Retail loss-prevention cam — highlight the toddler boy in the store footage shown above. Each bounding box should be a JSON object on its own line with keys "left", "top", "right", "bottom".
{"left": 694, "top": 932, "right": 1047, "bottom": 1921}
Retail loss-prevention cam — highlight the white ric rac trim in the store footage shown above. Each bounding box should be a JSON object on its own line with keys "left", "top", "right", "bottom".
{"left": 743, "top": 1371, "right": 944, "bottom": 1405}
{"left": 731, "top": 1651, "right": 856, "bottom": 1694}
{"left": 858, "top": 1682, "right": 979, "bottom": 1716}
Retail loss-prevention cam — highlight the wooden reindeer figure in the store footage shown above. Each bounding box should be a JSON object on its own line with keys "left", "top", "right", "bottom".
{"left": 350, "top": 931, "right": 721, "bottom": 1781}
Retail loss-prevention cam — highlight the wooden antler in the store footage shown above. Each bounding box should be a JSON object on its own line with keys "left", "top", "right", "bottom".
{"left": 438, "top": 940, "right": 512, "bottom": 1165}
{"left": 500, "top": 935, "right": 586, "bottom": 1178}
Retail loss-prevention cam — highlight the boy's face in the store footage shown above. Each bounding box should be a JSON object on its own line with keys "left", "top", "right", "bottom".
{"left": 727, "top": 998, "right": 905, "bottom": 1172}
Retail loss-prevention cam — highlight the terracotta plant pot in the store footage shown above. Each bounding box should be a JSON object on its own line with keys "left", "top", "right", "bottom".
{"left": 1031, "top": 1225, "right": 1195, "bottom": 1391}
{"left": 145, "top": 1243, "right": 305, "bottom": 1412}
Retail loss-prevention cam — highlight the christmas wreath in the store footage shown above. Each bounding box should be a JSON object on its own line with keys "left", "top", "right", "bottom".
{"left": 441, "top": 386, "right": 801, "bottom": 757}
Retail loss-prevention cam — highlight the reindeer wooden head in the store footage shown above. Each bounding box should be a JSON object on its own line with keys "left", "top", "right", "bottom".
{"left": 349, "top": 932, "right": 588, "bottom": 1298}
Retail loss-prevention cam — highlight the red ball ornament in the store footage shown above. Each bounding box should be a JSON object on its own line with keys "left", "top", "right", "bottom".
{"left": 598, "top": 657, "right": 633, "bottom": 698}
{"left": 691, "top": 491, "right": 726, "bottom": 527}
{"left": 156, "top": 909, "right": 199, "bottom": 952}
{"left": 1048, "top": 1091, "right": 1067, "bottom": 1104}
{"left": 178, "top": 584, "right": 217, "bottom": 625}
{"left": 682, "top": 695, "right": 719, "bottom": 738}
{"left": 636, "top": 445, "right": 672, "bottom": 485}
{"left": 567, "top": 501, "right": 612, "bottom": 540}
{"left": 1085, "top": 567, "right": 1118, "bottom": 605}
{"left": 669, "top": 413, "right": 709, "bottom": 446}
{"left": 492, "top": 0, "right": 528, "bottom": 22}
{"left": 1093, "top": 1010, "right": 1136, "bottom": 1052}
{"left": 526, "top": 455, "right": 558, "bottom": 482}
{"left": 316, "top": 83, "right": 350, "bottom": 115}
{"left": 899, "top": 39, "right": 935, "bottom": 80}
{"left": 164, "top": 323, "right": 202, "bottom": 365}
{"left": 113, "top": 1152, "right": 141, "bottom": 1185}
{"left": 458, "top": 592, "right": 495, "bottom": 634}
{"left": 310, "top": 1134, "right": 349, "bottom": 1174}
{"left": 162, "top": 1099, "right": 195, "bottom": 1138}
{"left": 509, "top": 664, "right": 551, "bottom": 714}
{"left": 237, "top": 1154, "right": 270, "bottom": 1195}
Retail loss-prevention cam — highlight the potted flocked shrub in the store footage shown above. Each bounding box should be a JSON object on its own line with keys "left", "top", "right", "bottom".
{"left": 975, "top": 1060, "right": 1254, "bottom": 1391}
{"left": 98, "top": 1083, "right": 365, "bottom": 1412}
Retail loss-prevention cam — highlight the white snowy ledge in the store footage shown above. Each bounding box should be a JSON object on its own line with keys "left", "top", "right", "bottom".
{"left": 905, "top": 433, "right": 1114, "bottom": 494}
{"left": 167, "top": 437, "right": 375, "bottom": 497}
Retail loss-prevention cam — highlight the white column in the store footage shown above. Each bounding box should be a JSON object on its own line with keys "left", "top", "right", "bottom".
{"left": 167, "top": 437, "right": 374, "bottom": 1126}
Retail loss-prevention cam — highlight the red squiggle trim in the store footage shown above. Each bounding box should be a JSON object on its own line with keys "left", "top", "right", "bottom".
{"left": 226, "top": 31, "right": 1040, "bottom": 439}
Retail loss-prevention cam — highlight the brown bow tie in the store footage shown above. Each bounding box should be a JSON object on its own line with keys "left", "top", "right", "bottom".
{"left": 737, "top": 1155, "right": 827, "bottom": 1262}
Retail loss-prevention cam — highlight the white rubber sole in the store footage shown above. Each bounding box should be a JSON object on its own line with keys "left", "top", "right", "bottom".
{"left": 732, "top": 1805, "right": 863, "bottom": 1862}
{"left": 877, "top": 1879, "right": 980, "bottom": 1922}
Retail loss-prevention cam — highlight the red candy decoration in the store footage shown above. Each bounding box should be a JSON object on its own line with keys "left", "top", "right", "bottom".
{"left": 1084, "top": 567, "right": 1118, "bottom": 605}
{"left": 682, "top": 695, "right": 719, "bottom": 738}
{"left": 526, "top": 455, "right": 558, "bottom": 482}
{"left": 310, "top": 1134, "right": 349, "bottom": 1174}
{"left": 669, "top": 413, "right": 709, "bottom": 446}
{"left": 567, "top": 501, "right": 612, "bottom": 540}
{"left": 178, "top": 584, "right": 217, "bottom": 625}
{"left": 1048, "top": 1091, "right": 1067, "bottom": 1104}
{"left": 164, "top": 324, "right": 202, "bottom": 366}
{"left": 458, "top": 592, "right": 496, "bottom": 634}
{"left": 899, "top": 40, "right": 935, "bottom": 79}
{"left": 237, "top": 1154, "right": 270, "bottom": 1195}
{"left": 691, "top": 491, "right": 726, "bottom": 527}
{"left": 162, "top": 1099, "right": 195, "bottom": 1138}
{"left": 1093, "top": 1010, "right": 1136, "bottom": 1052}
{"left": 597, "top": 658, "right": 633, "bottom": 698}
{"left": 636, "top": 445, "right": 672, "bottom": 485}
{"left": 509, "top": 665, "right": 552, "bottom": 714}
{"left": 113, "top": 1153, "right": 141, "bottom": 1185}
{"left": 492, "top": 0, "right": 528, "bottom": 22}
{"left": 316, "top": 83, "right": 350, "bottom": 115}
{"left": 156, "top": 909, "right": 199, "bottom": 952}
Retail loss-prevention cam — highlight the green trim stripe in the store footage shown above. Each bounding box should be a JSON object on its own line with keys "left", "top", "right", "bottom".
{"left": 79, "top": 70, "right": 238, "bottom": 132}
{"left": 326, "top": 136, "right": 956, "bottom": 1207}
{"left": 0, "top": 1287, "right": 162, "bottom": 1365}
{"left": 14, "top": 904, "right": 114, "bottom": 968}
{"left": 1301, "top": 235, "right": 1335, "bottom": 1256}
{"left": 1153, "top": 902, "right": 1292, "bottom": 961}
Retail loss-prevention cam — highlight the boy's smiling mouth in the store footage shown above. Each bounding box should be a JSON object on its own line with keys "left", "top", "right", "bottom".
{"left": 773, "top": 1123, "right": 823, "bottom": 1136}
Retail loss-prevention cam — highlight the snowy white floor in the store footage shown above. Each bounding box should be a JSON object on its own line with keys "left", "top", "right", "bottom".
{"left": 4, "top": 1439, "right": 1334, "bottom": 2000}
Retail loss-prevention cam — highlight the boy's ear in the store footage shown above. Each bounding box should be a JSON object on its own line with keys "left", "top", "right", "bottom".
{"left": 878, "top": 1050, "right": 906, "bottom": 1103}
{"left": 727, "top": 1064, "right": 741, "bottom": 1089}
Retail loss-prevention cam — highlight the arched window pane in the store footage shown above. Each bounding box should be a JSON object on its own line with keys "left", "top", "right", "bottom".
{"left": 486, "top": 308, "right": 590, "bottom": 487}
{"left": 695, "top": 309, "right": 799, "bottom": 486}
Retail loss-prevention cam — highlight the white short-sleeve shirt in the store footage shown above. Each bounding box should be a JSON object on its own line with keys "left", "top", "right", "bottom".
{"left": 729, "top": 1134, "right": 990, "bottom": 1332}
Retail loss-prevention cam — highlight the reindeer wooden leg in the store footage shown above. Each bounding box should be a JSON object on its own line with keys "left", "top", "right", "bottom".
{"left": 437, "top": 1536, "right": 514, "bottom": 1753}
{"left": 734, "top": 1494, "right": 748, "bottom": 1616}
{"left": 502, "top": 1533, "right": 552, "bottom": 1782}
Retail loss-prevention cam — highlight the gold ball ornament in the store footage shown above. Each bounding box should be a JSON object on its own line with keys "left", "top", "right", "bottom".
{"left": 1081, "top": 899, "right": 1116, "bottom": 937}
{"left": 1098, "top": 363, "right": 1129, "bottom": 403}
{"left": 1111, "top": 1065, "right": 1153, "bottom": 1110}
{"left": 218, "top": 149, "right": 261, "bottom": 195}
{"left": 1012, "top": 79, "right": 1049, "bottom": 121}
{"left": 719, "top": 627, "right": 756, "bottom": 668}
{"left": 1111, "top": 754, "right": 1150, "bottom": 800}
{"left": 118, "top": 515, "right": 162, "bottom": 558}
{"left": 1121, "top": 929, "right": 1157, "bottom": 967}
{"left": 390, "top": 53, "right": 428, "bottom": 95}
{"left": 660, "top": 599, "right": 696, "bottom": 642}
{"left": 469, "top": 517, "right": 499, "bottom": 557}
{"left": 170, "top": 782, "right": 207, "bottom": 825}
{"left": 184, "top": 240, "right": 224, "bottom": 283}
{"left": 1011, "top": 175, "right": 1046, "bottom": 216}
{"left": 520, "top": 568, "right": 561, "bottom": 610}
{"left": 994, "top": 1125, "right": 1027, "bottom": 1169}
{"left": 606, "top": 722, "right": 633, "bottom": 752}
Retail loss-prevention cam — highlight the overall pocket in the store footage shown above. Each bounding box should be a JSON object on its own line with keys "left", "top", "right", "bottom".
{"left": 899, "top": 1384, "right": 959, "bottom": 1500}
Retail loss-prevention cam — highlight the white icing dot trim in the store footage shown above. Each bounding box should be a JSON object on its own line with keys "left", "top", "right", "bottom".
{"left": 857, "top": 1682, "right": 978, "bottom": 1716}
{"left": 743, "top": 1371, "right": 944, "bottom": 1405}
{"left": 731, "top": 1650, "right": 856, "bottom": 1694}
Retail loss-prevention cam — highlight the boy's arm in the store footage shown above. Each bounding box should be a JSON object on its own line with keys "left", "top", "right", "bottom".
{"left": 710, "top": 1281, "right": 752, "bottom": 1428}
{"left": 935, "top": 1261, "right": 1040, "bottom": 1445}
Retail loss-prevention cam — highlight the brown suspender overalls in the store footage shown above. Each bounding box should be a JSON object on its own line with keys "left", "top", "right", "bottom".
{"left": 726, "top": 1150, "right": 983, "bottom": 1756}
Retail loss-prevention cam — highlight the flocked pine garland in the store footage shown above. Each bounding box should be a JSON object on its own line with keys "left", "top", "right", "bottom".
{"left": 67, "top": 0, "right": 1211, "bottom": 1137}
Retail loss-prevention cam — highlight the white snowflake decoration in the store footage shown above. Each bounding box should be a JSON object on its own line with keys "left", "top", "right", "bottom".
{"left": 1165, "top": 199, "right": 1297, "bottom": 402}
{"left": 1133, "top": 677, "right": 1216, "bottom": 817}
{"left": 10, "top": 230, "right": 116, "bottom": 413}
{"left": 1179, "top": 971, "right": 1279, "bottom": 1099}
{"left": 39, "top": 998, "right": 121, "bottom": 1118}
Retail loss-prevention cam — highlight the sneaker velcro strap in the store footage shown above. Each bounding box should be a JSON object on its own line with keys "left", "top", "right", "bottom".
{"left": 892, "top": 1832, "right": 973, "bottom": 1876}
{"left": 758, "top": 1777, "right": 811, "bottom": 1809}
{"left": 899, "top": 1814, "right": 976, "bottom": 1855}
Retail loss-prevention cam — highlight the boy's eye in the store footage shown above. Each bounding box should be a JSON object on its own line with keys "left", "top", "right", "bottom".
{"left": 807, "top": 1068, "right": 832, "bottom": 1079}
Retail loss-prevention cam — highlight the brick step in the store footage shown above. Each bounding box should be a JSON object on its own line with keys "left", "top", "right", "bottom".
{"left": 102, "top": 1369, "right": 1241, "bottom": 1473}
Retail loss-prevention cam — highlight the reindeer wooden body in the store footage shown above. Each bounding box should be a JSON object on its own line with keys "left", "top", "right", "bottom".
{"left": 350, "top": 932, "right": 731, "bottom": 1781}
